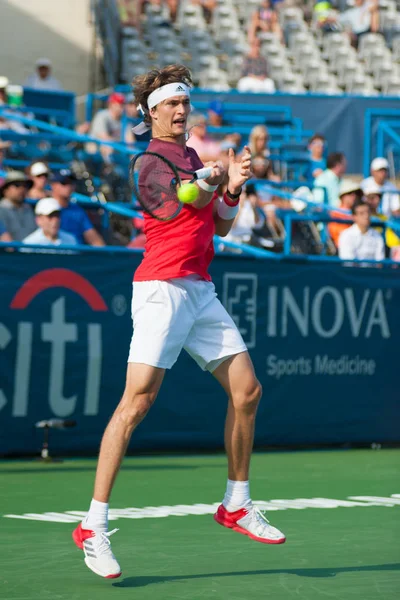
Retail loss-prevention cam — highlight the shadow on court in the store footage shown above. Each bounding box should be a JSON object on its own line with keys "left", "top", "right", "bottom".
{"left": 113, "top": 563, "right": 400, "bottom": 588}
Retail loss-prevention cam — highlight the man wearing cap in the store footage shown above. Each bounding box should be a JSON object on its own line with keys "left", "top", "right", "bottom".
{"left": 51, "top": 169, "right": 105, "bottom": 246}
{"left": 28, "top": 162, "right": 51, "bottom": 200}
{"left": 0, "top": 171, "right": 36, "bottom": 240}
{"left": 361, "top": 157, "right": 400, "bottom": 218}
{"left": 328, "top": 180, "right": 362, "bottom": 248}
{"left": 23, "top": 58, "right": 62, "bottom": 91}
{"left": 339, "top": 198, "right": 385, "bottom": 261}
{"left": 88, "top": 93, "right": 134, "bottom": 159}
{"left": 22, "top": 198, "right": 77, "bottom": 248}
{"left": 363, "top": 179, "right": 400, "bottom": 250}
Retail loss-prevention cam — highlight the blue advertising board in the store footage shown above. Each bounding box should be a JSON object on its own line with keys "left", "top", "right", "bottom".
{"left": 0, "top": 251, "right": 399, "bottom": 456}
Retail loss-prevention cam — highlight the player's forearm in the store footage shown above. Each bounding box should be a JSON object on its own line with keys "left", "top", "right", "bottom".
{"left": 213, "top": 191, "right": 241, "bottom": 237}
{"left": 192, "top": 186, "right": 216, "bottom": 209}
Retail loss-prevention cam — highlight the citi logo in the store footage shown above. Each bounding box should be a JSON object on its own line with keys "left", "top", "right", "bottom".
{"left": 266, "top": 286, "right": 390, "bottom": 339}
{"left": 1, "top": 269, "right": 107, "bottom": 417}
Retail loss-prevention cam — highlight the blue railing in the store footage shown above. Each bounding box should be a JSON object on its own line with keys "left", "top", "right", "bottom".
{"left": 363, "top": 108, "right": 400, "bottom": 177}
{"left": 0, "top": 108, "right": 135, "bottom": 157}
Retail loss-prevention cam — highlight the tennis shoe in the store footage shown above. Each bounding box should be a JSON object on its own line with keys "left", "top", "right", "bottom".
{"left": 214, "top": 503, "right": 286, "bottom": 544}
{"left": 72, "top": 522, "right": 122, "bottom": 579}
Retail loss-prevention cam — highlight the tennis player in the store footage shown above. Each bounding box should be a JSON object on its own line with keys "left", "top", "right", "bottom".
{"left": 72, "top": 64, "right": 286, "bottom": 579}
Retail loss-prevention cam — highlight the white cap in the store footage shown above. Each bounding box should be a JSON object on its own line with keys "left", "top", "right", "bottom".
{"left": 0, "top": 76, "right": 9, "bottom": 89}
{"left": 363, "top": 180, "right": 382, "bottom": 196}
{"left": 35, "top": 197, "right": 61, "bottom": 216}
{"left": 370, "top": 157, "right": 389, "bottom": 171}
{"left": 36, "top": 57, "right": 52, "bottom": 68}
{"left": 339, "top": 179, "right": 362, "bottom": 197}
{"left": 30, "top": 162, "right": 49, "bottom": 177}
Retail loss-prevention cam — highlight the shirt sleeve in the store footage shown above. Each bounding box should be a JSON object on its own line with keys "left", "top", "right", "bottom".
{"left": 0, "top": 220, "right": 6, "bottom": 235}
{"left": 338, "top": 230, "right": 355, "bottom": 259}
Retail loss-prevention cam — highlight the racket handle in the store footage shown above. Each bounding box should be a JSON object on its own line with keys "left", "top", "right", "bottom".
{"left": 193, "top": 167, "right": 213, "bottom": 181}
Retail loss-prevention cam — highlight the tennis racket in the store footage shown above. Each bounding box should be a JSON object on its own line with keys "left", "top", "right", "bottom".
{"left": 129, "top": 151, "right": 213, "bottom": 221}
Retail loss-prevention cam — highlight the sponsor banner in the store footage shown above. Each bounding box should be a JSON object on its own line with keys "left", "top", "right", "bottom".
{"left": 3, "top": 495, "right": 400, "bottom": 523}
{"left": 0, "top": 252, "right": 399, "bottom": 455}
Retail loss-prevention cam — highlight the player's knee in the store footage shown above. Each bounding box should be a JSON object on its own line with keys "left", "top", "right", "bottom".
{"left": 233, "top": 379, "right": 262, "bottom": 413}
{"left": 118, "top": 392, "right": 156, "bottom": 428}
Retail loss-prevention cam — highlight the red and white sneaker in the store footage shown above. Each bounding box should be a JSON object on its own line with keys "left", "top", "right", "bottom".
{"left": 72, "top": 522, "right": 122, "bottom": 579}
{"left": 214, "top": 503, "right": 286, "bottom": 544}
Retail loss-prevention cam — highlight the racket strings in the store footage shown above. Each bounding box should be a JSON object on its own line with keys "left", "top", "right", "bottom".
{"left": 133, "top": 155, "right": 180, "bottom": 220}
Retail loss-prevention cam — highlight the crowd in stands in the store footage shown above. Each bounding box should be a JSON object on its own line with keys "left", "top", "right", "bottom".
{"left": 0, "top": 74, "right": 399, "bottom": 261}
{"left": 0, "top": 0, "right": 399, "bottom": 262}
{"left": 117, "top": 0, "right": 400, "bottom": 95}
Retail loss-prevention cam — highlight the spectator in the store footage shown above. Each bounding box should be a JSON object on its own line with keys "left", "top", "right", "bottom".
{"left": 186, "top": 113, "right": 221, "bottom": 162}
{"left": 361, "top": 157, "right": 400, "bottom": 218}
{"left": 23, "top": 197, "right": 78, "bottom": 247}
{"left": 0, "top": 218, "right": 12, "bottom": 242}
{"left": 125, "top": 93, "right": 140, "bottom": 122}
{"left": 237, "top": 39, "right": 276, "bottom": 93}
{"left": 339, "top": 0, "right": 379, "bottom": 48}
{"left": 313, "top": 1, "right": 341, "bottom": 34}
{"left": 225, "top": 187, "right": 264, "bottom": 244}
{"left": 363, "top": 179, "right": 400, "bottom": 250}
{"left": 307, "top": 134, "right": 327, "bottom": 179}
{"left": 314, "top": 152, "right": 346, "bottom": 208}
{"left": 339, "top": 198, "right": 385, "bottom": 261}
{"left": 0, "top": 171, "right": 35, "bottom": 240}
{"left": 24, "top": 58, "right": 62, "bottom": 91}
{"left": 248, "top": 0, "right": 283, "bottom": 44}
{"left": 0, "top": 83, "right": 32, "bottom": 134}
{"left": 208, "top": 100, "right": 224, "bottom": 128}
{"left": 249, "top": 125, "right": 271, "bottom": 160}
{"left": 328, "top": 180, "right": 362, "bottom": 248}
{"left": 88, "top": 92, "right": 134, "bottom": 159}
{"left": 51, "top": 169, "right": 105, "bottom": 246}
{"left": 27, "top": 162, "right": 51, "bottom": 200}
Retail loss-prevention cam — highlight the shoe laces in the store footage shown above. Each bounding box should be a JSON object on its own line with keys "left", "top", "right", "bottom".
{"left": 248, "top": 507, "right": 271, "bottom": 537}
{"left": 95, "top": 528, "right": 119, "bottom": 556}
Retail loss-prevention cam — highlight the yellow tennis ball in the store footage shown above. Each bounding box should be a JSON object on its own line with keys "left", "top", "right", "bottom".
{"left": 177, "top": 182, "right": 199, "bottom": 204}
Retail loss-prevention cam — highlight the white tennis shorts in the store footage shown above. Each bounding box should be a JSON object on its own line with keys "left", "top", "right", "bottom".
{"left": 128, "top": 276, "right": 247, "bottom": 371}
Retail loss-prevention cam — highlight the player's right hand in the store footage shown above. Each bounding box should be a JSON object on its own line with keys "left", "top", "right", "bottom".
{"left": 203, "top": 161, "right": 226, "bottom": 186}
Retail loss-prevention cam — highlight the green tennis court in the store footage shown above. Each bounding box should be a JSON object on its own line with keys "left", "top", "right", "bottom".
{"left": 1, "top": 449, "right": 399, "bottom": 599}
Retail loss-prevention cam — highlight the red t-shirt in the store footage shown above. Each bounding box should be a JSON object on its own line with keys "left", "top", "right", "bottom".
{"left": 134, "top": 139, "right": 216, "bottom": 282}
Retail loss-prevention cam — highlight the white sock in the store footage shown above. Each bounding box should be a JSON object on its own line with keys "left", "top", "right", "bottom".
{"left": 84, "top": 498, "right": 109, "bottom": 531}
{"left": 223, "top": 479, "right": 251, "bottom": 511}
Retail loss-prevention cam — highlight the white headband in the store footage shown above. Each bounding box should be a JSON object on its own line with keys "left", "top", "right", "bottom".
{"left": 132, "top": 82, "right": 191, "bottom": 135}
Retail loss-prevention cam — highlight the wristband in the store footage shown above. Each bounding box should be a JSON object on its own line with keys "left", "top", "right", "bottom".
{"left": 225, "top": 188, "right": 242, "bottom": 204}
{"left": 217, "top": 195, "right": 240, "bottom": 220}
{"left": 197, "top": 179, "right": 218, "bottom": 193}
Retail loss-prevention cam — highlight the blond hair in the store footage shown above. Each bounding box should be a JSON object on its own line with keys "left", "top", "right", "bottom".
{"left": 249, "top": 125, "right": 269, "bottom": 156}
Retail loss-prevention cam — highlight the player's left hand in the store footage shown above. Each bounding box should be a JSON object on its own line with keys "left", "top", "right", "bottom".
{"left": 203, "top": 160, "right": 226, "bottom": 186}
{"left": 227, "top": 145, "right": 252, "bottom": 194}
